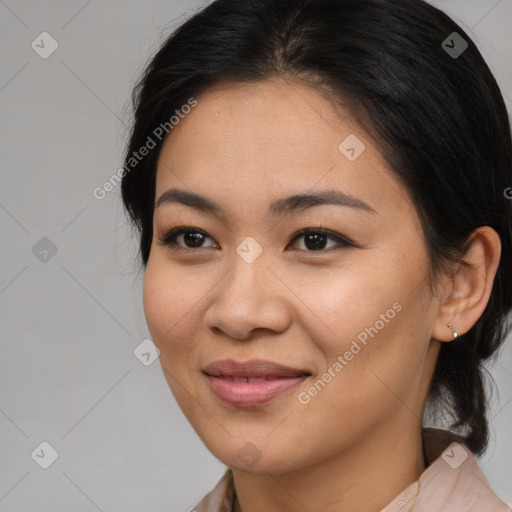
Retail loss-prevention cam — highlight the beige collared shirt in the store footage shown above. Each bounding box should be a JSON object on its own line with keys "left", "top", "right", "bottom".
{"left": 194, "top": 428, "right": 511, "bottom": 511}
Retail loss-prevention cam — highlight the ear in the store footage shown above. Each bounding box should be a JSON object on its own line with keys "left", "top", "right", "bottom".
{"left": 432, "top": 226, "right": 501, "bottom": 342}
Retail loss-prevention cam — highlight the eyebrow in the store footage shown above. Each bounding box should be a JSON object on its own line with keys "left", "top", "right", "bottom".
{"left": 155, "top": 188, "right": 377, "bottom": 216}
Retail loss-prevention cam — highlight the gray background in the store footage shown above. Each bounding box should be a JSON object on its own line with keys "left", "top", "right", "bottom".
{"left": 0, "top": 1, "right": 511, "bottom": 510}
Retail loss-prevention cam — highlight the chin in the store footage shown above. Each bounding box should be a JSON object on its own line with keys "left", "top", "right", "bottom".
{"left": 198, "top": 432, "right": 312, "bottom": 475}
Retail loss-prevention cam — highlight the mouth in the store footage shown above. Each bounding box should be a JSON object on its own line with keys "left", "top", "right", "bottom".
{"left": 203, "top": 359, "right": 311, "bottom": 407}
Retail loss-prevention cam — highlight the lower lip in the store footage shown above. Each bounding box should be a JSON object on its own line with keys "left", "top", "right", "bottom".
{"left": 205, "top": 375, "right": 308, "bottom": 407}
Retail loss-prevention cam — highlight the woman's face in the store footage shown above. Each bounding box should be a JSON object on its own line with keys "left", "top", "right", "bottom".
{"left": 143, "top": 79, "right": 442, "bottom": 473}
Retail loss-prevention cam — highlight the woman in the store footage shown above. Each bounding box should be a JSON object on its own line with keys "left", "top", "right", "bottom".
{"left": 120, "top": 0, "right": 512, "bottom": 510}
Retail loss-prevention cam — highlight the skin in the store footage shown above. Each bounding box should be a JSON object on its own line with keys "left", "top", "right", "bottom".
{"left": 143, "top": 78, "right": 501, "bottom": 512}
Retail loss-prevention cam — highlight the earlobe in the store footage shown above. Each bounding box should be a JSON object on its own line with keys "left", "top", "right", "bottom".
{"left": 447, "top": 321, "right": 458, "bottom": 339}
{"left": 432, "top": 226, "right": 501, "bottom": 343}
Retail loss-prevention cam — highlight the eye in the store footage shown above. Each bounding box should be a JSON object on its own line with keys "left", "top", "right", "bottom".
{"left": 158, "top": 227, "right": 218, "bottom": 250}
{"left": 287, "top": 228, "right": 352, "bottom": 252}
{"left": 158, "top": 226, "right": 352, "bottom": 252}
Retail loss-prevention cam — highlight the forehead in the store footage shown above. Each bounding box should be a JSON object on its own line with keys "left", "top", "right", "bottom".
{"left": 154, "top": 79, "right": 407, "bottom": 220}
{"left": 158, "top": 79, "right": 360, "bottom": 172}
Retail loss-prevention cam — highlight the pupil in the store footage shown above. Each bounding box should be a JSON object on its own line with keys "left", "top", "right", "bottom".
{"left": 185, "top": 232, "right": 204, "bottom": 247}
{"left": 305, "top": 233, "right": 326, "bottom": 250}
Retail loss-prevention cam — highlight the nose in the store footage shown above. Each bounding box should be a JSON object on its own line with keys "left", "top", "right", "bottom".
{"left": 203, "top": 251, "right": 292, "bottom": 341}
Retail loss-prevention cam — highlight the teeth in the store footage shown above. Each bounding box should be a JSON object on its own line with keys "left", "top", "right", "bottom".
{"left": 230, "top": 377, "right": 267, "bottom": 382}
{"left": 218, "top": 375, "right": 306, "bottom": 382}
{"left": 223, "top": 376, "right": 273, "bottom": 382}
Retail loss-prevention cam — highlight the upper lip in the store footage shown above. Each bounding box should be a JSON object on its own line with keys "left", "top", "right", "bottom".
{"left": 203, "top": 359, "right": 311, "bottom": 379}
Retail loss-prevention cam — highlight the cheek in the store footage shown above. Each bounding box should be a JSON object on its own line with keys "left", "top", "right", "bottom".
{"left": 142, "top": 258, "right": 204, "bottom": 411}
{"left": 142, "top": 259, "right": 197, "bottom": 380}
{"left": 296, "top": 259, "right": 400, "bottom": 355}
{"left": 143, "top": 262, "right": 172, "bottom": 343}
{"left": 305, "top": 253, "right": 432, "bottom": 399}
{"left": 313, "top": 292, "right": 431, "bottom": 423}
{"left": 143, "top": 255, "right": 204, "bottom": 343}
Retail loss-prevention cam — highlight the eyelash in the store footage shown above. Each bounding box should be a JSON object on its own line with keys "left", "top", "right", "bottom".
{"left": 157, "top": 226, "right": 354, "bottom": 253}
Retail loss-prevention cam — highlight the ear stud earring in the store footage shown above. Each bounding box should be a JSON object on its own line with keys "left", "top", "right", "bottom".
{"left": 448, "top": 322, "right": 458, "bottom": 339}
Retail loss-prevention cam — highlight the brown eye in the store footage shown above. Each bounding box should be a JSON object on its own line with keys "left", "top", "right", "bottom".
{"left": 287, "top": 228, "right": 351, "bottom": 252}
{"left": 158, "top": 227, "right": 218, "bottom": 249}
{"left": 158, "top": 226, "right": 352, "bottom": 253}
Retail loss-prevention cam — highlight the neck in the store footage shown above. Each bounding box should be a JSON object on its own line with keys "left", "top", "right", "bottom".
{"left": 232, "top": 420, "right": 426, "bottom": 512}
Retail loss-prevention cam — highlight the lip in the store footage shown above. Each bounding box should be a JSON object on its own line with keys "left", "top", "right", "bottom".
{"left": 203, "top": 359, "right": 311, "bottom": 379}
{"left": 203, "top": 359, "right": 311, "bottom": 407}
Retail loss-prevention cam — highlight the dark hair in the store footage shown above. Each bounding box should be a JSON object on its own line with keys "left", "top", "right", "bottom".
{"left": 121, "top": 0, "right": 512, "bottom": 455}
